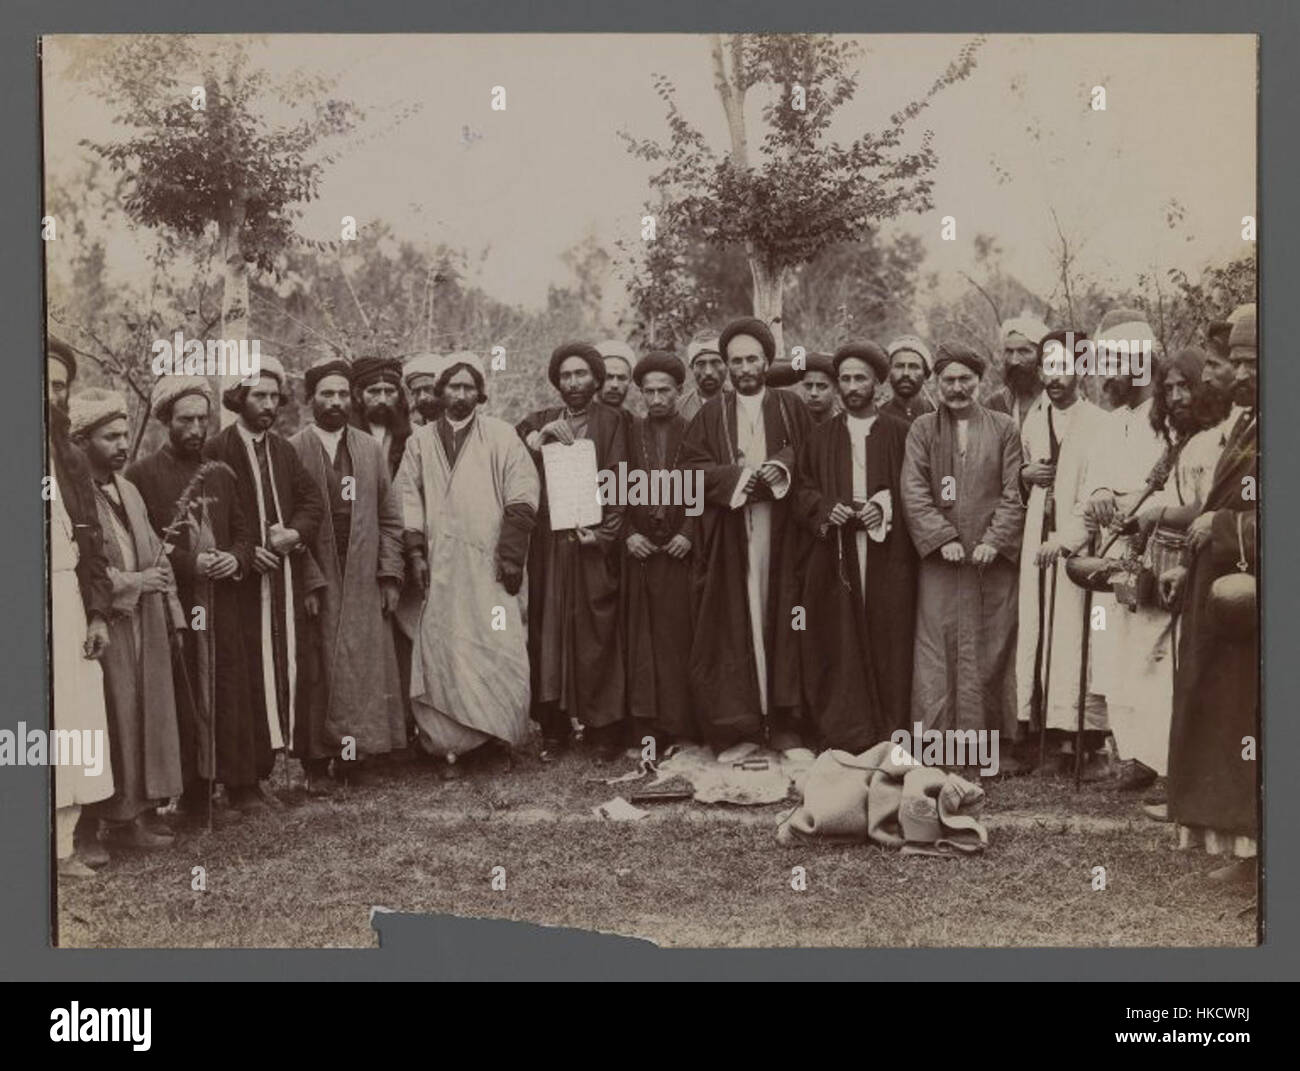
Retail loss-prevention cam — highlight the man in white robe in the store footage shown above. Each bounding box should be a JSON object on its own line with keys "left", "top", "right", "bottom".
{"left": 396, "top": 354, "right": 540, "bottom": 777}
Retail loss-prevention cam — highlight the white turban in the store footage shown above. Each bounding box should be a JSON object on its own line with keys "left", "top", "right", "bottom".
{"left": 1094, "top": 307, "right": 1155, "bottom": 348}
{"left": 69, "top": 388, "right": 128, "bottom": 438}
{"left": 686, "top": 336, "right": 722, "bottom": 366}
{"left": 403, "top": 352, "right": 449, "bottom": 386}
{"left": 150, "top": 374, "right": 212, "bottom": 421}
{"left": 442, "top": 350, "right": 486, "bottom": 379}
{"left": 999, "top": 313, "right": 1049, "bottom": 348}
{"left": 596, "top": 339, "right": 635, "bottom": 369}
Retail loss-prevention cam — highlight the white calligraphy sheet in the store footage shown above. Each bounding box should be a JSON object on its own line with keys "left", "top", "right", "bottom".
{"left": 542, "top": 440, "right": 603, "bottom": 530}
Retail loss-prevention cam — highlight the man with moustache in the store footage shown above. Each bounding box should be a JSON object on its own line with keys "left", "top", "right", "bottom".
{"left": 622, "top": 351, "right": 699, "bottom": 750}
{"left": 127, "top": 376, "right": 256, "bottom": 828}
{"left": 1164, "top": 307, "right": 1258, "bottom": 882}
{"left": 902, "top": 343, "right": 1025, "bottom": 748}
{"left": 678, "top": 331, "right": 729, "bottom": 422}
{"left": 790, "top": 342, "right": 916, "bottom": 751}
{"left": 1014, "top": 331, "right": 1107, "bottom": 773}
{"left": 1076, "top": 310, "right": 1167, "bottom": 782}
{"left": 46, "top": 337, "right": 114, "bottom": 875}
{"left": 398, "top": 355, "right": 539, "bottom": 776}
{"left": 597, "top": 340, "right": 637, "bottom": 429}
{"left": 290, "top": 358, "right": 406, "bottom": 791}
{"left": 679, "top": 317, "right": 812, "bottom": 758}
{"left": 798, "top": 353, "right": 841, "bottom": 424}
{"left": 987, "top": 314, "right": 1049, "bottom": 429}
{"left": 70, "top": 389, "right": 183, "bottom": 850}
{"left": 349, "top": 355, "right": 411, "bottom": 479}
{"left": 517, "top": 342, "right": 628, "bottom": 761}
{"left": 403, "top": 351, "right": 448, "bottom": 427}
{"left": 205, "top": 357, "right": 325, "bottom": 809}
{"left": 881, "top": 336, "right": 936, "bottom": 424}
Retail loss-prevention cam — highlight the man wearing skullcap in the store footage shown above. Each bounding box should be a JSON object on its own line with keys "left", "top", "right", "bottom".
{"left": 290, "top": 358, "right": 405, "bottom": 791}
{"left": 789, "top": 343, "right": 916, "bottom": 751}
{"left": 901, "top": 341, "right": 1025, "bottom": 755}
{"left": 127, "top": 375, "right": 258, "bottom": 828}
{"left": 46, "top": 336, "right": 115, "bottom": 875}
{"left": 987, "top": 313, "right": 1050, "bottom": 429}
{"left": 881, "top": 335, "right": 936, "bottom": 424}
{"left": 403, "top": 352, "right": 449, "bottom": 426}
{"left": 396, "top": 353, "right": 538, "bottom": 776}
{"left": 1074, "top": 308, "right": 1166, "bottom": 780}
{"left": 206, "top": 355, "right": 326, "bottom": 809}
{"left": 679, "top": 316, "right": 813, "bottom": 758}
{"left": 622, "top": 351, "right": 699, "bottom": 748}
{"left": 597, "top": 339, "right": 636, "bottom": 426}
{"left": 799, "top": 353, "right": 841, "bottom": 424}
{"left": 517, "top": 341, "right": 628, "bottom": 761}
{"left": 348, "top": 355, "right": 410, "bottom": 479}
{"left": 1012, "top": 331, "right": 1107, "bottom": 777}
{"left": 1166, "top": 304, "right": 1258, "bottom": 881}
{"left": 69, "top": 389, "right": 184, "bottom": 852}
{"left": 678, "top": 330, "right": 730, "bottom": 422}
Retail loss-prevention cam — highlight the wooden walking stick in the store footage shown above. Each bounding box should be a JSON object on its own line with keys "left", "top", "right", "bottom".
{"left": 1037, "top": 561, "right": 1058, "bottom": 774}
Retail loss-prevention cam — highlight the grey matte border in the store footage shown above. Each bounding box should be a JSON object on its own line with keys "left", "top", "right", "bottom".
{"left": 2, "top": 0, "right": 1293, "bottom": 982}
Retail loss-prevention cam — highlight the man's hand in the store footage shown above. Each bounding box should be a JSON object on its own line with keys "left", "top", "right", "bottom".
{"left": 267, "top": 524, "right": 300, "bottom": 555}
{"left": 626, "top": 533, "right": 656, "bottom": 561}
{"left": 1085, "top": 490, "right": 1118, "bottom": 530}
{"left": 755, "top": 461, "right": 784, "bottom": 489}
{"left": 971, "top": 543, "right": 999, "bottom": 566}
{"left": 379, "top": 579, "right": 401, "bottom": 615}
{"left": 1035, "top": 540, "right": 1065, "bottom": 568}
{"left": 208, "top": 551, "right": 240, "bottom": 580}
{"left": 304, "top": 592, "right": 321, "bottom": 618}
{"left": 1159, "top": 566, "right": 1188, "bottom": 607}
{"left": 857, "top": 502, "right": 885, "bottom": 531}
{"left": 139, "top": 565, "right": 171, "bottom": 594}
{"left": 252, "top": 546, "right": 281, "bottom": 574}
{"left": 574, "top": 526, "right": 597, "bottom": 547}
{"left": 827, "top": 502, "right": 854, "bottom": 527}
{"left": 1187, "top": 510, "right": 1216, "bottom": 554}
{"left": 540, "top": 419, "right": 575, "bottom": 446}
{"left": 83, "top": 617, "right": 110, "bottom": 660}
{"left": 939, "top": 541, "right": 966, "bottom": 564}
{"left": 497, "top": 561, "right": 524, "bottom": 596}
{"left": 409, "top": 553, "right": 429, "bottom": 592}
{"left": 524, "top": 430, "right": 544, "bottom": 454}
{"left": 664, "top": 534, "right": 691, "bottom": 560}
{"left": 1022, "top": 460, "right": 1056, "bottom": 488}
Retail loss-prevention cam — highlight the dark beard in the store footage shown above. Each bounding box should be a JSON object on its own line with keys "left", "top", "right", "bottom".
{"left": 365, "top": 403, "right": 395, "bottom": 426}
{"left": 1193, "top": 384, "right": 1233, "bottom": 429}
{"left": 1004, "top": 365, "right": 1039, "bottom": 393}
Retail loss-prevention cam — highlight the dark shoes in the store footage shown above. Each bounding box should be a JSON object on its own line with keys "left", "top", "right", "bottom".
{"left": 1115, "top": 759, "right": 1157, "bottom": 792}
{"left": 539, "top": 737, "right": 567, "bottom": 763}
{"left": 106, "top": 815, "right": 174, "bottom": 850}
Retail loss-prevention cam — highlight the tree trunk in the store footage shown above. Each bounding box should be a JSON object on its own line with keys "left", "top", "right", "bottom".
{"left": 750, "top": 259, "right": 787, "bottom": 359}
{"left": 209, "top": 71, "right": 251, "bottom": 428}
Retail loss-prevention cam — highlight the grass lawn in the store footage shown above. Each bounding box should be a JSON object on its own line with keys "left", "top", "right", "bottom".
{"left": 56, "top": 739, "right": 1260, "bottom": 949}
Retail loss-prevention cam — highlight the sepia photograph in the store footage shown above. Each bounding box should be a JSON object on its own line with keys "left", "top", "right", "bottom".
{"left": 37, "top": 29, "right": 1259, "bottom": 952}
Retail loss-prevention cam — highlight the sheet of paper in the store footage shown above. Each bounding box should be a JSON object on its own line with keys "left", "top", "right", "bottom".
{"left": 542, "top": 439, "right": 603, "bottom": 530}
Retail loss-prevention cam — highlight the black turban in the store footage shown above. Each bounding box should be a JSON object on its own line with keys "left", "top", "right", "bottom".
{"left": 832, "top": 341, "right": 889, "bottom": 382}
{"left": 932, "top": 342, "right": 986, "bottom": 377}
{"left": 804, "top": 352, "right": 836, "bottom": 379}
{"left": 304, "top": 358, "right": 352, "bottom": 400}
{"left": 548, "top": 341, "right": 605, "bottom": 389}
{"left": 764, "top": 361, "right": 801, "bottom": 388}
{"left": 719, "top": 317, "right": 776, "bottom": 365}
{"left": 632, "top": 351, "right": 686, "bottom": 387}
{"left": 48, "top": 333, "right": 77, "bottom": 382}
{"left": 350, "top": 356, "right": 403, "bottom": 391}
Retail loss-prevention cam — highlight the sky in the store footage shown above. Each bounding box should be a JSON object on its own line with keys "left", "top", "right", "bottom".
{"left": 42, "top": 33, "right": 1257, "bottom": 318}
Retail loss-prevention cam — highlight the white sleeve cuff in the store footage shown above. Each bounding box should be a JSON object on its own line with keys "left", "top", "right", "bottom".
{"left": 767, "top": 460, "right": 791, "bottom": 501}
{"left": 729, "top": 468, "right": 754, "bottom": 509}
{"left": 867, "top": 488, "right": 892, "bottom": 542}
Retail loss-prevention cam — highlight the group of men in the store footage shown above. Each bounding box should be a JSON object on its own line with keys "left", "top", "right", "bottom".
{"left": 46, "top": 301, "right": 1259, "bottom": 886}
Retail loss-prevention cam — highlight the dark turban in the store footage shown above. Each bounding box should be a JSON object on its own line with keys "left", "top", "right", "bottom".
{"left": 48, "top": 333, "right": 77, "bottom": 382}
{"left": 719, "top": 317, "right": 776, "bottom": 365}
{"left": 804, "top": 352, "right": 836, "bottom": 379}
{"left": 764, "top": 361, "right": 801, "bottom": 388}
{"left": 1206, "top": 320, "right": 1232, "bottom": 357}
{"left": 932, "top": 342, "right": 986, "bottom": 378}
{"left": 350, "top": 356, "right": 403, "bottom": 391}
{"left": 833, "top": 341, "right": 889, "bottom": 382}
{"left": 632, "top": 351, "right": 686, "bottom": 387}
{"left": 304, "top": 358, "right": 352, "bottom": 400}
{"left": 548, "top": 341, "right": 605, "bottom": 389}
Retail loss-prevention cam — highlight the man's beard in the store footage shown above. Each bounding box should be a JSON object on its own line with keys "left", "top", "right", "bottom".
{"left": 1004, "top": 364, "right": 1039, "bottom": 394}
{"left": 891, "top": 376, "right": 920, "bottom": 399}
{"left": 600, "top": 386, "right": 627, "bottom": 408}
{"left": 1193, "top": 383, "right": 1233, "bottom": 428}
{"left": 446, "top": 398, "right": 476, "bottom": 421}
{"left": 561, "top": 386, "right": 596, "bottom": 411}
{"left": 1232, "top": 379, "right": 1256, "bottom": 409}
{"left": 170, "top": 430, "right": 205, "bottom": 458}
{"left": 1168, "top": 404, "right": 1200, "bottom": 438}
{"left": 416, "top": 398, "right": 444, "bottom": 421}
{"left": 696, "top": 373, "right": 721, "bottom": 395}
{"left": 1103, "top": 376, "right": 1135, "bottom": 407}
{"left": 315, "top": 406, "right": 349, "bottom": 431}
{"left": 365, "top": 402, "right": 396, "bottom": 426}
{"left": 842, "top": 386, "right": 875, "bottom": 413}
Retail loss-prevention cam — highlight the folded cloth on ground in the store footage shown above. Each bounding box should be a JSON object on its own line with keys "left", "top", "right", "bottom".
{"left": 776, "top": 742, "right": 988, "bottom": 854}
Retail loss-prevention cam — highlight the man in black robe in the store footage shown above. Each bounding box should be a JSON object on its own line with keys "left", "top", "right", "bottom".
{"left": 205, "top": 357, "right": 325, "bottom": 808}
{"left": 799, "top": 353, "right": 841, "bottom": 424}
{"left": 678, "top": 316, "right": 812, "bottom": 757}
{"left": 1165, "top": 307, "right": 1259, "bottom": 884}
{"left": 126, "top": 376, "right": 257, "bottom": 826}
{"left": 517, "top": 342, "right": 628, "bottom": 761}
{"left": 791, "top": 342, "right": 916, "bottom": 751}
{"left": 622, "top": 351, "right": 699, "bottom": 751}
{"left": 349, "top": 355, "right": 411, "bottom": 479}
